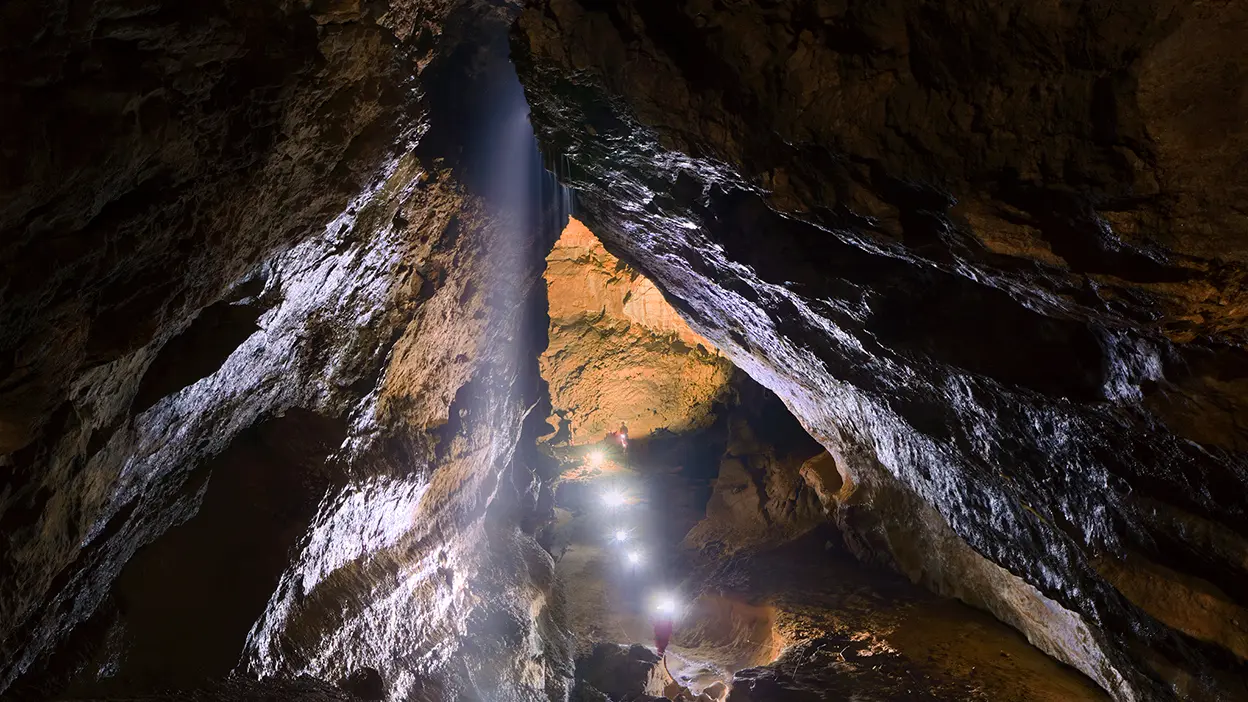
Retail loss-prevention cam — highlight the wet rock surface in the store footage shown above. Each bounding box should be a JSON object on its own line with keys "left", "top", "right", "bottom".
{"left": 1, "top": 0, "right": 432, "bottom": 685}
{"left": 6, "top": 0, "right": 1248, "bottom": 700}
{"left": 514, "top": 2, "right": 1248, "bottom": 699}
{"left": 1, "top": 0, "right": 573, "bottom": 700}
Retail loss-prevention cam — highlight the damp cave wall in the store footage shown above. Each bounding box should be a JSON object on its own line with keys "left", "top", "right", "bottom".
{"left": 5, "top": 0, "right": 1248, "bottom": 700}
{"left": 0, "top": 0, "right": 574, "bottom": 699}
{"left": 512, "top": 2, "right": 1248, "bottom": 700}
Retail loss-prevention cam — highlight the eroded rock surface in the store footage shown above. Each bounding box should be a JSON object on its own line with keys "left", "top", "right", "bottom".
{"left": 542, "top": 218, "right": 733, "bottom": 443}
{"left": 1, "top": 1, "right": 572, "bottom": 700}
{"left": 682, "top": 410, "right": 825, "bottom": 557}
{"left": 572, "top": 643, "right": 666, "bottom": 701}
{"left": 514, "top": 2, "right": 1248, "bottom": 698}
{"left": 8, "top": 0, "right": 1248, "bottom": 700}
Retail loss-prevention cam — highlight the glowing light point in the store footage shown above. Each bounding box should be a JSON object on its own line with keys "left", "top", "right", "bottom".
{"left": 654, "top": 594, "right": 678, "bottom": 616}
{"left": 587, "top": 450, "right": 605, "bottom": 468}
{"left": 626, "top": 551, "right": 642, "bottom": 565}
{"left": 602, "top": 489, "right": 627, "bottom": 508}
{"left": 613, "top": 529, "right": 629, "bottom": 543}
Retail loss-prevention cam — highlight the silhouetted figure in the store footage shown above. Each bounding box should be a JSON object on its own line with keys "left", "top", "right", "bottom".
{"left": 607, "top": 421, "right": 629, "bottom": 449}
{"left": 653, "top": 615, "right": 673, "bottom": 657}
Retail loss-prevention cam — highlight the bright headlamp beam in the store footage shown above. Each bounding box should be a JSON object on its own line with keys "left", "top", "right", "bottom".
{"left": 654, "top": 595, "right": 678, "bottom": 615}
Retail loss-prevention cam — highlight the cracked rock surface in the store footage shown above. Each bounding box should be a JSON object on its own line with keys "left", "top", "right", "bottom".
{"left": 2, "top": 1, "right": 571, "bottom": 699}
{"left": 514, "top": 1, "right": 1248, "bottom": 699}
{"left": 6, "top": 0, "right": 1248, "bottom": 700}
{"left": 542, "top": 217, "right": 733, "bottom": 444}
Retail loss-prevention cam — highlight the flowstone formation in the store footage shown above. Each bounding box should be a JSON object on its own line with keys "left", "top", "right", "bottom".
{"left": 542, "top": 218, "right": 733, "bottom": 444}
{"left": 514, "top": 1, "right": 1248, "bottom": 699}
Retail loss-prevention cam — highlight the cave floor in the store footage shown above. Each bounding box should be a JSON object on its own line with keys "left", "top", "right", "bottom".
{"left": 550, "top": 451, "right": 1108, "bottom": 701}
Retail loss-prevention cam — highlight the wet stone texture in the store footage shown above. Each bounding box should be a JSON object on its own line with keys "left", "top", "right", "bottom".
{"left": 513, "top": 1, "right": 1248, "bottom": 699}
{"left": 1, "top": 0, "right": 572, "bottom": 700}
{"left": 6, "top": 0, "right": 1248, "bottom": 700}
{"left": 541, "top": 269, "right": 1105, "bottom": 701}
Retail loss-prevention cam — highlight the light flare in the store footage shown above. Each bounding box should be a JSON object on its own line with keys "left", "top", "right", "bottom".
{"left": 602, "top": 488, "right": 627, "bottom": 508}
{"left": 653, "top": 593, "right": 679, "bottom": 616}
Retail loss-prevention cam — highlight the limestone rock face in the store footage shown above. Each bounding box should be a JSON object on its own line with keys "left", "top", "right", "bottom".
{"left": 0, "top": 1, "right": 571, "bottom": 699}
{"left": 572, "top": 643, "right": 666, "bottom": 701}
{"left": 548, "top": 219, "right": 708, "bottom": 349}
{"left": 6, "top": 0, "right": 1247, "bottom": 700}
{"left": 541, "top": 218, "right": 733, "bottom": 443}
{"left": 682, "top": 414, "right": 825, "bottom": 556}
{"left": 514, "top": 2, "right": 1248, "bottom": 698}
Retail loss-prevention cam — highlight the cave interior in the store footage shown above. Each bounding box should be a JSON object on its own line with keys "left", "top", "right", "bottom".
{"left": 2, "top": 0, "right": 1248, "bottom": 701}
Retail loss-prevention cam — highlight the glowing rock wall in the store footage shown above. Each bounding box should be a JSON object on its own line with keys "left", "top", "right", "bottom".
{"left": 541, "top": 218, "right": 733, "bottom": 444}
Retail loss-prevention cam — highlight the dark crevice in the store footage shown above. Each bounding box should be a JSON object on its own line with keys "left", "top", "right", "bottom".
{"left": 132, "top": 298, "right": 267, "bottom": 414}
{"left": 997, "top": 183, "right": 1195, "bottom": 284}
{"left": 62, "top": 409, "right": 349, "bottom": 696}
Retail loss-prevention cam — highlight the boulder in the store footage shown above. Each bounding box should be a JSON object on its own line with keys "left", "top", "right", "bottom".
{"left": 574, "top": 643, "right": 666, "bottom": 701}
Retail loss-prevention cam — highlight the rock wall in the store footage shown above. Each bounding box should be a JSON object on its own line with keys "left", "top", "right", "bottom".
{"left": 681, "top": 395, "right": 826, "bottom": 557}
{"left": 541, "top": 217, "right": 733, "bottom": 443}
{"left": 0, "top": 0, "right": 572, "bottom": 699}
{"left": 7, "top": 0, "right": 1247, "bottom": 699}
{"left": 514, "top": 2, "right": 1248, "bottom": 699}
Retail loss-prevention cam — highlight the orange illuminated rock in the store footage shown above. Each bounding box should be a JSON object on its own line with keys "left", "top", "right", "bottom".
{"left": 540, "top": 218, "right": 732, "bottom": 443}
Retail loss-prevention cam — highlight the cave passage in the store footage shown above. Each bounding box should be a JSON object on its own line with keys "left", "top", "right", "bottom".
{"left": 535, "top": 219, "right": 1110, "bottom": 702}
{"left": 5, "top": 1, "right": 1248, "bottom": 701}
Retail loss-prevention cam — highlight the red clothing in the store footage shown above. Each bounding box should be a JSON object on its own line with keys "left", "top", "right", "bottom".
{"left": 653, "top": 617, "right": 674, "bottom": 655}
